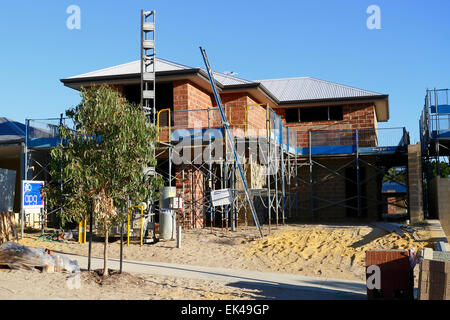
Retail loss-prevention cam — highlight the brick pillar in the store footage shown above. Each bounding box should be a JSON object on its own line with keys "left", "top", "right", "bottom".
{"left": 408, "top": 143, "right": 424, "bottom": 223}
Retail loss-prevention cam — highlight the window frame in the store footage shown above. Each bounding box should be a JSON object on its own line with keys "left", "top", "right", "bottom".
{"left": 285, "top": 105, "right": 343, "bottom": 123}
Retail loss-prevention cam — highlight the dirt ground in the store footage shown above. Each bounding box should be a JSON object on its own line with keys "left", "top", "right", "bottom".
{"left": 0, "top": 223, "right": 435, "bottom": 300}
{"left": 0, "top": 269, "right": 261, "bottom": 300}
{"left": 17, "top": 223, "right": 433, "bottom": 281}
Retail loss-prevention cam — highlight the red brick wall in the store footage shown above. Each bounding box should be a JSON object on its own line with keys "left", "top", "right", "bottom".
{"left": 273, "top": 103, "right": 378, "bottom": 148}
{"left": 172, "top": 83, "right": 266, "bottom": 135}
{"left": 173, "top": 80, "right": 215, "bottom": 129}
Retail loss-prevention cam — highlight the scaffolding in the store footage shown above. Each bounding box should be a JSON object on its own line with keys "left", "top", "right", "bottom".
{"left": 154, "top": 102, "right": 410, "bottom": 231}
{"left": 420, "top": 88, "right": 450, "bottom": 217}
{"left": 20, "top": 115, "right": 69, "bottom": 234}
{"left": 420, "top": 88, "right": 450, "bottom": 160}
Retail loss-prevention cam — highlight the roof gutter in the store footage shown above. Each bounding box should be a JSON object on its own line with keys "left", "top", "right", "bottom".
{"left": 276, "top": 94, "right": 389, "bottom": 106}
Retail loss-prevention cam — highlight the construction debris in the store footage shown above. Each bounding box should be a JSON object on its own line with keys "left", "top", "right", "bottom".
{"left": 0, "top": 241, "right": 79, "bottom": 273}
{"left": 370, "top": 222, "right": 419, "bottom": 239}
{"left": 36, "top": 230, "right": 77, "bottom": 242}
{"left": 0, "top": 212, "right": 17, "bottom": 244}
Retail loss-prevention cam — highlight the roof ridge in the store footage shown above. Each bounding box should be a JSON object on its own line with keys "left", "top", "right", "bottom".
{"left": 201, "top": 68, "right": 253, "bottom": 84}
{"left": 257, "top": 76, "right": 310, "bottom": 82}
{"left": 156, "top": 57, "right": 193, "bottom": 70}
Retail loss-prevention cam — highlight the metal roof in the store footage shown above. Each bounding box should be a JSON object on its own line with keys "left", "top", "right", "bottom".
{"left": 62, "top": 58, "right": 389, "bottom": 121}
{"left": 65, "top": 58, "right": 192, "bottom": 80}
{"left": 257, "top": 77, "right": 384, "bottom": 103}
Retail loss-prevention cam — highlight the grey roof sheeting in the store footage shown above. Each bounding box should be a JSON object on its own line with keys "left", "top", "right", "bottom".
{"left": 257, "top": 77, "right": 383, "bottom": 103}
{"left": 65, "top": 58, "right": 191, "bottom": 80}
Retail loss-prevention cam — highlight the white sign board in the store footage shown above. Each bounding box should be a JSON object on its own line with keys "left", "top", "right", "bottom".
{"left": 22, "top": 180, "right": 45, "bottom": 211}
{"left": 211, "top": 189, "right": 232, "bottom": 207}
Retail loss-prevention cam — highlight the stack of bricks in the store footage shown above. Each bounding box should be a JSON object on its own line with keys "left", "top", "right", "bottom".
{"left": 418, "top": 258, "right": 450, "bottom": 300}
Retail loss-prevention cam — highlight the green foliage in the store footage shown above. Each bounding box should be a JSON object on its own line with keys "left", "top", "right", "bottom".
{"left": 383, "top": 167, "right": 407, "bottom": 184}
{"left": 431, "top": 161, "right": 450, "bottom": 178}
{"left": 44, "top": 85, "right": 162, "bottom": 227}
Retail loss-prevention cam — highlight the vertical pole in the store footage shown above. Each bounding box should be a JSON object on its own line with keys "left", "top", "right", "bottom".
{"left": 84, "top": 219, "right": 87, "bottom": 244}
{"left": 435, "top": 88, "right": 441, "bottom": 176}
{"left": 287, "top": 127, "right": 291, "bottom": 221}
{"left": 266, "top": 105, "right": 271, "bottom": 234}
{"left": 19, "top": 142, "right": 24, "bottom": 240}
{"left": 40, "top": 207, "right": 44, "bottom": 235}
{"left": 176, "top": 225, "right": 181, "bottom": 248}
{"left": 127, "top": 212, "right": 130, "bottom": 246}
{"left": 274, "top": 116, "right": 279, "bottom": 227}
{"left": 295, "top": 139, "right": 298, "bottom": 218}
{"left": 140, "top": 206, "right": 143, "bottom": 247}
{"left": 208, "top": 108, "right": 213, "bottom": 232}
{"left": 356, "top": 129, "right": 361, "bottom": 217}
{"left": 281, "top": 122, "right": 286, "bottom": 225}
{"left": 78, "top": 221, "right": 81, "bottom": 244}
{"left": 169, "top": 147, "right": 172, "bottom": 187}
{"left": 21, "top": 120, "right": 29, "bottom": 239}
{"left": 119, "top": 214, "right": 123, "bottom": 274}
{"left": 59, "top": 114, "right": 64, "bottom": 233}
{"left": 309, "top": 131, "right": 313, "bottom": 216}
{"left": 231, "top": 162, "right": 235, "bottom": 230}
{"left": 88, "top": 211, "right": 93, "bottom": 271}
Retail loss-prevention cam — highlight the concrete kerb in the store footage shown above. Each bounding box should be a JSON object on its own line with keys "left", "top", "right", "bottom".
{"left": 61, "top": 252, "right": 367, "bottom": 298}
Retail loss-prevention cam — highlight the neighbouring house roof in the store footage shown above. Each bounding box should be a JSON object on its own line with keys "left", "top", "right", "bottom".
{"left": 382, "top": 181, "right": 407, "bottom": 194}
{"left": 0, "top": 117, "right": 25, "bottom": 144}
{"left": 61, "top": 57, "right": 389, "bottom": 121}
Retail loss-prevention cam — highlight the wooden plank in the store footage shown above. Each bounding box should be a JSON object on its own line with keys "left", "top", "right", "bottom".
{"left": 0, "top": 212, "right": 17, "bottom": 244}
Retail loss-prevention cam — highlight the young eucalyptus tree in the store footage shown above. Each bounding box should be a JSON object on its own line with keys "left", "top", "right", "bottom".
{"left": 44, "top": 85, "right": 162, "bottom": 277}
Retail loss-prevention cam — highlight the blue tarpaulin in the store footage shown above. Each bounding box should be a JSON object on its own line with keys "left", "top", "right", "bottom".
{"left": 0, "top": 117, "right": 25, "bottom": 144}
{"left": 382, "top": 181, "right": 407, "bottom": 193}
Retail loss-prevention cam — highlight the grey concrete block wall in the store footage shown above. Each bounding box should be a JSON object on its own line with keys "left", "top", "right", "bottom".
{"left": 408, "top": 143, "right": 424, "bottom": 224}
{"left": 430, "top": 176, "right": 450, "bottom": 239}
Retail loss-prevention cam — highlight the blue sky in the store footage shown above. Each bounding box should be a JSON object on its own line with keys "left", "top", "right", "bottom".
{"left": 0, "top": 0, "right": 449, "bottom": 143}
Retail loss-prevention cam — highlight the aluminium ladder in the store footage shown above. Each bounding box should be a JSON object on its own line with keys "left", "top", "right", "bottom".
{"left": 141, "top": 10, "right": 156, "bottom": 124}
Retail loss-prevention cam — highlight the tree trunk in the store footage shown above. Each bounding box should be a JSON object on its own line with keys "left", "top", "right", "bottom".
{"left": 103, "top": 226, "right": 109, "bottom": 277}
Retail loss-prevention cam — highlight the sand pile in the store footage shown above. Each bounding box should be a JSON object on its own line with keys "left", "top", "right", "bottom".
{"left": 16, "top": 224, "right": 434, "bottom": 282}
{"left": 240, "top": 226, "right": 433, "bottom": 280}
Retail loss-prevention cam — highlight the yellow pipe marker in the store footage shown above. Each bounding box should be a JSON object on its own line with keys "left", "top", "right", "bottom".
{"left": 78, "top": 221, "right": 81, "bottom": 244}
{"left": 127, "top": 211, "right": 130, "bottom": 246}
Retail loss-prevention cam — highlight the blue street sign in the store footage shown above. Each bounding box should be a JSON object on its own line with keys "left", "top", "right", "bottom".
{"left": 23, "top": 180, "right": 44, "bottom": 208}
